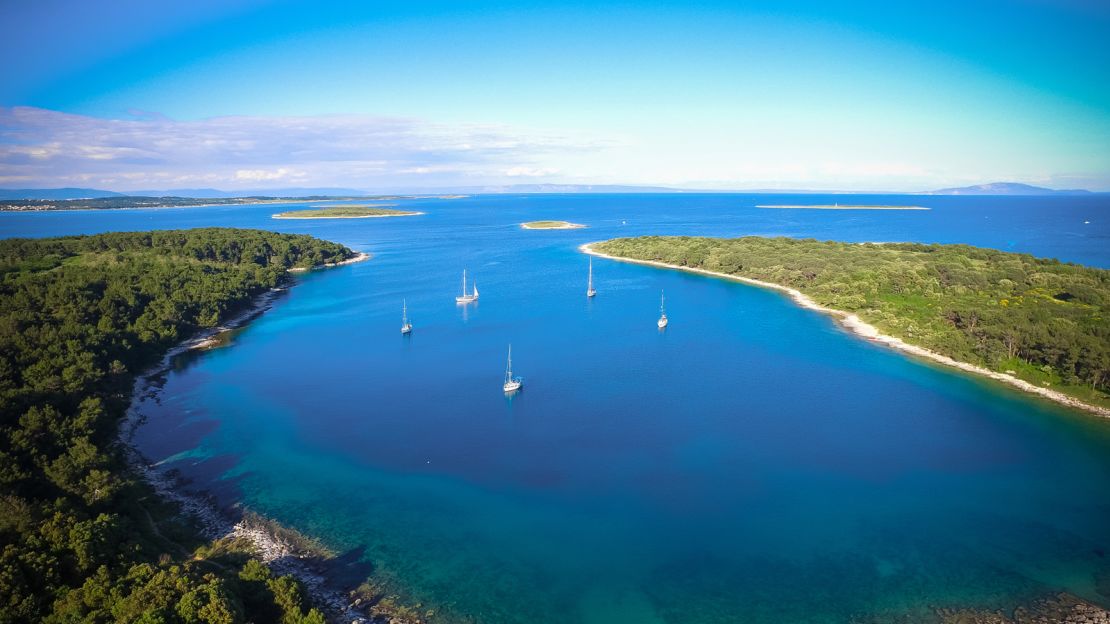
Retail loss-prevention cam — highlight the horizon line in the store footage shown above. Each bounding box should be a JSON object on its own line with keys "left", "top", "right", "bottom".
{"left": 0, "top": 181, "right": 1105, "bottom": 197}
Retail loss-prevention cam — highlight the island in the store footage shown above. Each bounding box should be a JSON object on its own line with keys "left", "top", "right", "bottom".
{"left": 756, "top": 204, "right": 930, "bottom": 210}
{"left": 0, "top": 229, "right": 381, "bottom": 623}
{"left": 521, "top": 220, "right": 587, "bottom": 229}
{"left": 272, "top": 205, "right": 422, "bottom": 219}
{"left": 585, "top": 236, "right": 1110, "bottom": 416}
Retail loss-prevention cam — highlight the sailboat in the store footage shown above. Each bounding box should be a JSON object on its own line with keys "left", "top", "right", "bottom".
{"left": 586, "top": 257, "right": 597, "bottom": 298}
{"left": 400, "top": 299, "right": 412, "bottom": 334}
{"left": 503, "top": 344, "right": 522, "bottom": 393}
{"left": 657, "top": 290, "right": 668, "bottom": 329}
{"left": 455, "top": 269, "right": 479, "bottom": 304}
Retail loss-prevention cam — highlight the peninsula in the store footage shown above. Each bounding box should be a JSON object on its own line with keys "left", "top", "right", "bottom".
{"left": 0, "top": 229, "right": 380, "bottom": 622}
{"left": 585, "top": 236, "right": 1110, "bottom": 416}
{"left": 272, "top": 205, "right": 422, "bottom": 219}
{"left": 521, "top": 220, "right": 587, "bottom": 229}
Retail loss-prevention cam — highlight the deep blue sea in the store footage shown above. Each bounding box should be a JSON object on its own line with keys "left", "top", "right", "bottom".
{"left": 3, "top": 194, "right": 1110, "bottom": 623}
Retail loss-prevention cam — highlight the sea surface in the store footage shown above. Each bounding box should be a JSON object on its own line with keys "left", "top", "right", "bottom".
{"left": 4, "top": 194, "right": 1110, "bottom": 623}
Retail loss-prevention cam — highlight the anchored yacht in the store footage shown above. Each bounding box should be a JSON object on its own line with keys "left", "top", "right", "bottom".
{"left": 456, "top": 269, "right": 479, "bottom": 304}
{"left": 503, "top": 344, "right": 522, "bottom": 393}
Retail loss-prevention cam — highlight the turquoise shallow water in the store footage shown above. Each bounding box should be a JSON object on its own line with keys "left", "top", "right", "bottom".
{"left": 4, "top": 194, "right": 1110, "bottom": 622}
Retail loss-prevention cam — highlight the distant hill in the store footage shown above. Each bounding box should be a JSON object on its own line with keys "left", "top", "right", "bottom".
{"left": 124, "top": 187, "right": 373, "bottom": 198}
{"left": 0, "top": 188, "right": 124, "bottom": 200}
{"left": 925, "top": 182, "right": 1092, "bottom": 196}
{"left": 392, "top": 184, "right": 688, "bottom": 194}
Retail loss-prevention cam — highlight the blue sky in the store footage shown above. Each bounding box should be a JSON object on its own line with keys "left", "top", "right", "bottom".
{"left": 2, "top": 0, "right": 1108, "bottom": 191}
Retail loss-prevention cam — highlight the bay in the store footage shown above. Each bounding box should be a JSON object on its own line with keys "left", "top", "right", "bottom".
{"left": 4, "top": 193, "right": 1110, "bottom": 622}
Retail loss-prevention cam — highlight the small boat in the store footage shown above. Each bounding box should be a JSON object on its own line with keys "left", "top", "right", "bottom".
{"left": 503, "top": 344, "right": 522, "bottom": 393}
{"left": 657, "top": 290, "right": 668, "bottom": 329}
{"left": 456, "top": 269, "right": 479, "bottom": 304}
{"left": 400, "top": 299, "right": 412, "bottom": 334}
{"left": 586, "top": 257, "right": 597, "bottom": 298}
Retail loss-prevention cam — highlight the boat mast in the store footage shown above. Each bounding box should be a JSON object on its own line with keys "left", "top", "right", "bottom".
{"left": 462, "top": 269, "right": 467, "bottom": 296}
{"left": 660, "top": 290, "right": 665, "bottom": 315}
{"left": 505, "top": 344, "right": 513, "bottom": 382}
{"left": 402, "top": 299, "right": 408, "bottom": 324}
{"left": 588, "top": 258, "right": 593, "bottom": 290}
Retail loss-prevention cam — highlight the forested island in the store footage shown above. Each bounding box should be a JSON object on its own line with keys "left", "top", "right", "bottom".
{"left": 0, "top": 229, "right": 359, "bottom": 622}
{"left": 272, "top": 205, "right": 421, "bottom": 219}
{"left": 591, "top": 236, "right": 1110, "bottom": 413}
{"left": 521, "top": 220, "right": 586, "bottom": 229}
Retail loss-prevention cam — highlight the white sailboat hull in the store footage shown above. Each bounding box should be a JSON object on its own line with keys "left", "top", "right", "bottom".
{"left": 503, "top": 379, "right": 522, "bottom": 392}
{"left": 657, "top": 316, "right": 668, "bottom": 328}
{"left": 401, "top": 324, "right": 412, "bottom": 334}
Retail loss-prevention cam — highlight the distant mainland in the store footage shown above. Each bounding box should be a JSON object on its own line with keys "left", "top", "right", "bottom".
{"left": 0, "top": 195, "right": 459, "bottom": 212}
{"left": 923, "top": 182, "right": 1093, "bottom": 196}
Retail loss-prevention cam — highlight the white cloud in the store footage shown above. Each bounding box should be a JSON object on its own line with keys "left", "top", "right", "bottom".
{"left": 0, "top": 107, "right": 596, "bottom": 190}
{"left": 234, "top": 168, "right": 300, "bottom": 181}
{"left": 4, "top": 106, "right": 1101, "bottom": 191}
{"left": 818, "top": 161, "right": 931, "bottom": 178}
{"left": 505, "top": 166, "right": 559, "bottom": 177}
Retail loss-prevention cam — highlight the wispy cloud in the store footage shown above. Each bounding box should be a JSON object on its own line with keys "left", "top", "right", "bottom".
{"left": 0, "top": 107, "right": 600, "bottom": 190}
{"left": 505, "top": 166, "right": 560, "bottom": 177}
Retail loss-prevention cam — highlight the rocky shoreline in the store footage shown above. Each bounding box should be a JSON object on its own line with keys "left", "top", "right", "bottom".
{"left": 935, "top": 592, "right": 1110, "bottom": 623}
{"left": 581, "top": 243, "right": 1110, "bottom": 418}
{"left": 288, "top": 251, "right": 372, "bottom": 273}
{"left": 116, "top": 251, "right": 426, "bottom": 624}
{"left": 120, "top": 402, "right": 378, "bottom": 623}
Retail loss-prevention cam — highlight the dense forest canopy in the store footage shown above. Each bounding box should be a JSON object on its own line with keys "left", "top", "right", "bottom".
{"left": 0, "top": 229, "right": 356, "bottom": 623}
{"left": 273, "top": 205, "right": 417, "bottom": 218}
{"left": 595, "top": 236, "right": 1110, "bottom": 408}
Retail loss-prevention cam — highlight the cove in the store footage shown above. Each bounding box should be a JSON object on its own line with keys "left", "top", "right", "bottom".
{"left": 5, "top": 193, "right": 1110, "bottom": 622}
